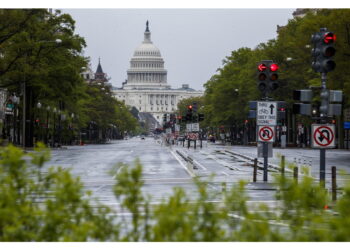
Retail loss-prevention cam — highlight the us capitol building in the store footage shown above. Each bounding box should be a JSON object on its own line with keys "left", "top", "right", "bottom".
{"left": 113, "top": 21, "right": 203, "bottom": 127}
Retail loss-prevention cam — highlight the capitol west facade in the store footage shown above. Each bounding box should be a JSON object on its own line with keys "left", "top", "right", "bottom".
{"left": 113, "top": 22, "right": 203, "bottom": 126}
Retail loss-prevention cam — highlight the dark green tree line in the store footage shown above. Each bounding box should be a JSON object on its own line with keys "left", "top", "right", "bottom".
{"left": 0, "top": 9, "right": 138, "bottom": 145}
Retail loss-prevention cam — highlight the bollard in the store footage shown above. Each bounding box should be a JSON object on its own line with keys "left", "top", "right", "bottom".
{"left": 187, "top": 139, "right": 190, "bottom": 149}
{"left": 183, "top": 139, "right": 185, "bottom": 147}
{"left": 194, "top": 140, "right": 196, "bottom": 149}
{"left": 253, "top": 158, "right": 258, "bottom": 182}
{"left": 332, "top": 166, "right": 337, "bottom": 201}
{"left": 293, "top": 167, "right": 298, "bottom": 183}
{"left": 281, "top": 155, "right": 285, "bottom": 177}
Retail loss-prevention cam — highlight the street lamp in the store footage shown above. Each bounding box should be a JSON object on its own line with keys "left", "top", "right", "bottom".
{"left": 46, "top": 106, "right": 50, "bottom": 145}
{"left": 11, "top": 93, "right": 20, "bottom": 144}
{"left": 52, "top": 107, "right": 57, "bottom": 147}
{"left": 36, "top": 101, "right": 42, "bottom": 142}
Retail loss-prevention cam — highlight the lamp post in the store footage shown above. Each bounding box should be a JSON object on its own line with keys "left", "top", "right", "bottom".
{"left": 11, "top": 93, "right": 20, "bottom": 145}
{"left": 70, "top": 113, "right": 75, "bottom": 145}
{"left": 52, "top": 107, "right": 57, "bottom": 147}
{"left": 46, "top": 106, "right": 50, "bottom": 145}
{"left": 60, "top": 113, "right": 66, "bottom": 146}
{"left": 36, "top": 101, "right": 42, "bottom": 143}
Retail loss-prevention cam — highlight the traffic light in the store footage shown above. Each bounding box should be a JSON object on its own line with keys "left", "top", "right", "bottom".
{"left": 293, "top": 90, "right": 312, "bottom": 116}
{"left": 186, "top": 105, "right": 193, "bottom": 122}
{"left": 192, "top": 102, "right": 198, "bottom": 113}
{"left": 257, "top": 62, "right": 268, "bottom": 94}
{"left": 311, "top": 28, "right": 336, "bottom": 73}
{"left": 198, "top": 113, "right": 204, "bottom": 121}
{"left": 187, "top": 105, "right": 193, "bottom": 112}
{"left": 163, "top": 114, "right": 167, "bottom": 122}
{"left": 257, "top": 60, "right": 279, "bottom": 95}
{"left": 268, "top": 62, "right": 279, "bottom": 91}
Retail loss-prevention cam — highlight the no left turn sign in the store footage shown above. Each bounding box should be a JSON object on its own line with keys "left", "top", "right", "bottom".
{"left": 258, "top": 126, "right": 275, "bottom": 142}
{"left": 311, "top": 124, "right": 335, "bottom": 148}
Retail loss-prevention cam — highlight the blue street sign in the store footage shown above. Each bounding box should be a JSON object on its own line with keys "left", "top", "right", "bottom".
{"left": 344, "top": 121, "right": 350, "bottom": 129}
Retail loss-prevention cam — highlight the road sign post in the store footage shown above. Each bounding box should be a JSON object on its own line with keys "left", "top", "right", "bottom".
{"left": 312, "top": 124, "right": 335, "bottom": 187}
{"left": 257, "top": 102, "right": 277, "bottom": 182}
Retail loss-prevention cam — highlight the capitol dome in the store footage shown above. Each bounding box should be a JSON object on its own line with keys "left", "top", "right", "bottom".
{"left": 125, "top": 21, "right": 169, "bottom": 90}
{"left": 133, "top": 43, "right": 162, "bottom": 57}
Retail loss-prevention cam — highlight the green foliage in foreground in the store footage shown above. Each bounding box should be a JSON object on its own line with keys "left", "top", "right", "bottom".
{"left": 1, "top": 145, "right": 350, "bottom": 241}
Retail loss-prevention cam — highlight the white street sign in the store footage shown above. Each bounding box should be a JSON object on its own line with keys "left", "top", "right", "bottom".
{"left": 191, "top": 123, "right": 200, "bottom": 132}
{"left": 257, "top": 101, "right": 277, "bottom": 126}
{"left": 186, "top": 123, "right": 192, "bottom": 132}
{"left": 311, "top": 124, "right": 335, "bottom": 148}
{"left": 175, "top": 124, "right": 180, "bottom": 132}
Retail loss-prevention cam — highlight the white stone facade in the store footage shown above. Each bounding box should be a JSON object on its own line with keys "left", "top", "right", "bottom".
{"left": 113, "top": 21, "right": 203, "bottom": 127}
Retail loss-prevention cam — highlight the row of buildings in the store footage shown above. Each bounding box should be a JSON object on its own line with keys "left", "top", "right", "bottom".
{"left": 82, "top": 21, "right": 203, "bottom": 128}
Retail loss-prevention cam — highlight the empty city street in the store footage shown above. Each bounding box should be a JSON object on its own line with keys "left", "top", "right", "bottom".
{"left": 43, "top": 137, "right": 350, "bottom": 210}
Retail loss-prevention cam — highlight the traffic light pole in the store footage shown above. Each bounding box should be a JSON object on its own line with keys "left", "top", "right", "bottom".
{"left": 263, "top": 142, "right": 268, "bottom": 182}
{"left": 319, "top": 72, "right": 328, "bottom": 187}
{"left": 262, "top": 95, "right": 269, "bottom": 182}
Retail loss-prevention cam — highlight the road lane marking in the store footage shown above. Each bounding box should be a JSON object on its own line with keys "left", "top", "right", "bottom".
{"left": 221, "top": 171, "right": 229, "bottom": 176}
{"left": 170, "top": 150, "right": 195, "bottom": 177}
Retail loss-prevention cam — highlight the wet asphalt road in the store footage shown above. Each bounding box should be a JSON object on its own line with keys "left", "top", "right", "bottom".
{"left": 44, "top": 138, "right": 197, "bottom": 206}
{"left": 43, "top": 138, "right": 280, "bottom": 209}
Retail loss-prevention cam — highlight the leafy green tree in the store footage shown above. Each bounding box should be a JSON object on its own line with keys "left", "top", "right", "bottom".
{"left": 0, "top": 144, "right": 118, "bottom": 241}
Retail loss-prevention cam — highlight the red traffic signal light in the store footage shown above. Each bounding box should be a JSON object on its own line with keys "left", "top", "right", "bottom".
{"left": 312, "top": 29, "right": 336, "bottom": 73}
{"left": 269, "top": 63, "right": 279, "bottom": 72}
{"left": 258, "top": 63, "right": 267, "bottom": 72}
{"left": 323, "top": 32, "right": 336, "bottom": 44}
{"left": 188, "top": 105, "right": 193, "bottom": 110}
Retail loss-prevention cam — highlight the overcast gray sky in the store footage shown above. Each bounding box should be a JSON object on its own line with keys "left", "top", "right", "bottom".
{"left": 62, "top": 9, "right": 295, "bottom": 91}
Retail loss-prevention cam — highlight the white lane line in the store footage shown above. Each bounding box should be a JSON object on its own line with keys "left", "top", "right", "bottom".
{"left": 170, "top": 150, "right": 195, "bottom": 177}
{"left": 112, "top": 165, "right": 124, "bottom": 179}
{"left": 192, "top": 158, "right": 207, "bottom": 171}
{"left": 221, "top": 171, "right": 229, "bottom": 176}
